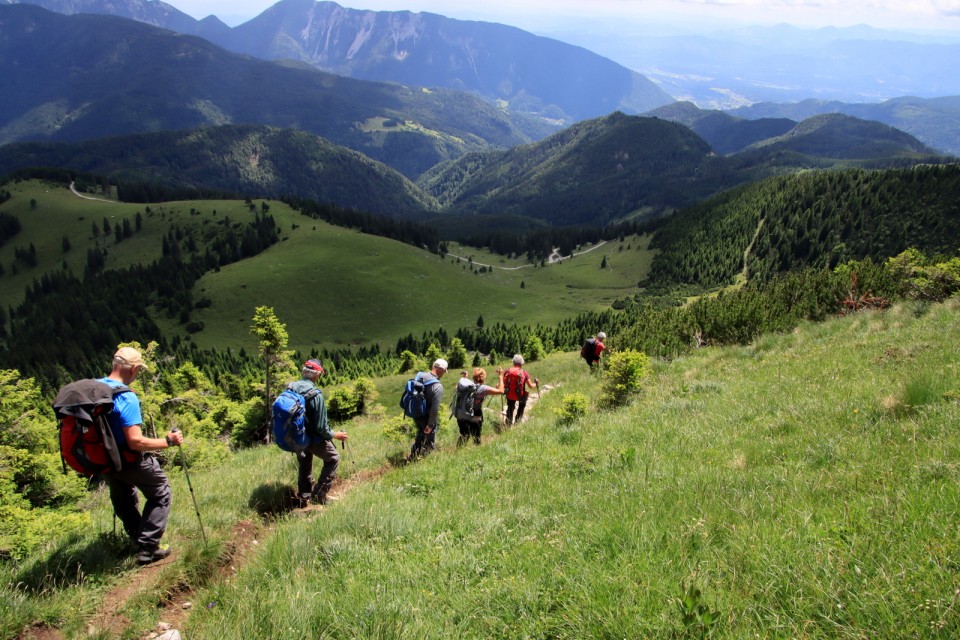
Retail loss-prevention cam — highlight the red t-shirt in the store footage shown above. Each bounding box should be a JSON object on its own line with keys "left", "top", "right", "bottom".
{"left": 504, "top": 366, "right": 529, "bottom": 401}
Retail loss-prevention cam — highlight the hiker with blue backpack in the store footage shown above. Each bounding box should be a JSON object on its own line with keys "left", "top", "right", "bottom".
{"left": 98, "top": 347, "right": 183, "bottom": 565}
{"left": 405, "top": 358, "right": 447, "bottom": 459}
{"left": 453, "top": 366, "right": 506, "bottom": 446}
{"left": 286, "top": 359, "right": 348, "bottom": 507}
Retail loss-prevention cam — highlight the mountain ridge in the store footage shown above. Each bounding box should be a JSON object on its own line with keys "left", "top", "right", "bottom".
{"left": 0, "top": 4, "right": 554, "bottom": 178}
{"left": 11, "top": 0, "right": 675, "bottom": 124}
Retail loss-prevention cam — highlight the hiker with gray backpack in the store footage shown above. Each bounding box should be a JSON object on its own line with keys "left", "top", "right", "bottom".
{"left": 452, "top": 366, "right": 505, "bottom": 446}
{"left": 279, "top": 359, "right": 348, "bottom": 507}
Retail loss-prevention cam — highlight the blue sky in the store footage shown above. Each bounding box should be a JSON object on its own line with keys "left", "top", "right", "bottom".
{"left": 168, "top": 0, "right": 960, "bottom": 33}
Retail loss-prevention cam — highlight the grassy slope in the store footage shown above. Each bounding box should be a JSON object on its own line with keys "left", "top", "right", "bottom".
{"left": 7, "top": 298, "right": 958, "bottom": 638}
{"left": 0, "top": 181, "right": 653, "bottom": 353}
{"left": 200, "top": 300, "right": 960, "bottom": 638}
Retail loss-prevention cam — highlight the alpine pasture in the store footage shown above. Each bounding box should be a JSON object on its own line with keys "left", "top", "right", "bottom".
{"left": 0, "top": 180, "right": 653, "bottom": 354}
{"left": 3, "top": 299, "right": 959, "bottom": 638}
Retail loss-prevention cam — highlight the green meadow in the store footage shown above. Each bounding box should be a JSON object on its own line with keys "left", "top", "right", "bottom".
{"left": 0, "top": 181, "right": 654, "bottom": 353}
{"left": 5, "top": 299, "right": 959, "bottom": 638}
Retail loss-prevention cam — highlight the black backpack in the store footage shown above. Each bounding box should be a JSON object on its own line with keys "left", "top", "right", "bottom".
{"left": 53, "top": 379, "right": 132, "bottom": 476}
{"left": 580, "top": 338, "right": 598, "bottom": 359}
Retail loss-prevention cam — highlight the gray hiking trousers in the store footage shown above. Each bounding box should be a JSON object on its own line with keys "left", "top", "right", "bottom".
{"left": 104, "top": 454, "right": 172, "bottom": 551}
{"left": 297, "top": 439, "right": 340, "bottom": 502}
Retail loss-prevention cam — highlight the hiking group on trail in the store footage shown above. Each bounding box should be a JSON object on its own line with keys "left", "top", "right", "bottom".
{"left": 54, "top": 331, "right": 608, "bottom": 566}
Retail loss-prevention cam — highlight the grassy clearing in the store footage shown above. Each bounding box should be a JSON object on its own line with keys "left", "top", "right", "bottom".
{"left": 6, "top": 298, "right": 959, "bottom": 638}
{"left": 0, "top": 181, "right": 653, "bottom": 353}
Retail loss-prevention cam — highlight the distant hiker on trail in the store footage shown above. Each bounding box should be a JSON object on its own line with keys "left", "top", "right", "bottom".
{"left": 454, "top": 366, "right": 505, "bottom": 446}
{"left": 409, "top": 358, "right": 447, "bottom": 459}
{"left": 99, "top": 346, "right": 183, "bottom": 565}
{"left": 504, "top": 354, "right": 539, "bottom": 426}
{"left": 581, "top": 332, "right": 607, "bottom": 371}
{"left": 291, "top": 359, "right": 348, "bottom": 507}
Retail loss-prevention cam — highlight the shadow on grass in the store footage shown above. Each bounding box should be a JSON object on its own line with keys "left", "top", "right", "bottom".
{"left": 14, "top": 531, "right": 134, "bottom": 594}
{"left": 248, "top": 481, "right": 301, "bottom": 518}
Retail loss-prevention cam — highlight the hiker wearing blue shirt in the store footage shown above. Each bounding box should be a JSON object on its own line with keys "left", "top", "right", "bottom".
{"left": 291, "top": 359, "right": 348, "bottom": 507}
{"left": 100, "top": 346, "right": 183, "bottom": 565}
{"left": 409, "top": 358, "right": 447, "bottom": 458}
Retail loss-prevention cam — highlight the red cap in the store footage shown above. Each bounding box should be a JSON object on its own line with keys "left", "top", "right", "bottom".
{"left": 303, "top": 359, "right": 325, "bottom": 375}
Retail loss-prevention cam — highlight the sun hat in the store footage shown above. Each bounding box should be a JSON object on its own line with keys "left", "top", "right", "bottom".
{"left": 113, "top": 347, "right": 147, "bottom": 370}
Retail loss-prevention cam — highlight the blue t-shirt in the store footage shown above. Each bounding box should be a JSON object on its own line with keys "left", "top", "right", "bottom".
{"left": 98, "top": 377, "right": 142, "bottom": 449}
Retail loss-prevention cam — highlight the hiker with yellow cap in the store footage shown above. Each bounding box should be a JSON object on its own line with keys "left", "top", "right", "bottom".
{"left": 100, "top": 346, "right": 183, "bottom": 565}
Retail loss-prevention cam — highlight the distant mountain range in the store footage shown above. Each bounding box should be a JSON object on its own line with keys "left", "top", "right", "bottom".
{"left": 0, "top": 125, "right": 438, "bottom": 216}
{"left": 726, "top": 96, "right": 960, "bottom": 157}
{"left": 8, "top": 0, "right": 674, "bottom": 124}
{"left": 0, "top": 4, "right": 557, "bottom": 178}
{"left": 1, "top": 110, "right": 942, "bottom": 228}
{"left": 647, "top": 101, "right": 952, "bottom": 157}
{"left": 546, "top": 22, "right": 960, "bottom": 108}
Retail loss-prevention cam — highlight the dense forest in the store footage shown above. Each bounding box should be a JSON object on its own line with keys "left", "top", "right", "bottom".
{"left": 648, "top": 164, "right": 960, "bottom": 288}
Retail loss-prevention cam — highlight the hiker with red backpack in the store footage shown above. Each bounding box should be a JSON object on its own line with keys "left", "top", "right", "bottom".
{"left": 581, "top": 332, "right": 607, "bottom": 371}
{"left": 99, "top": 347, "right": 183, "bottom": 565}
{"left": 504, "top": 354, "right": 539, "bottom": 426}
{"left": 290, "top": 359, "right": 348, "bottom": 507}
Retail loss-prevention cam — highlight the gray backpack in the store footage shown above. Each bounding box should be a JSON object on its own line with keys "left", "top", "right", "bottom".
{"left": 452, "top": 381, "right": 480, "bottom": 423}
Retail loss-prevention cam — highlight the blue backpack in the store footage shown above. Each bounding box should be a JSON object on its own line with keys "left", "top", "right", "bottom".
{"left": 400, "top": 373, "right": 439, "bottom": 419}
{"left": 272, "top": 385, "right": 320, "bottom": 452}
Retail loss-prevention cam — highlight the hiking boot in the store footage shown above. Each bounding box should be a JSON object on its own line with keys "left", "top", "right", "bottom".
{"left": 136, "top": 544, "right": 172, "bottom": 565}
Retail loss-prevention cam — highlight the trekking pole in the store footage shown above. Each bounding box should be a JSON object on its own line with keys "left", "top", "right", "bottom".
{"left": 344, "top": 438, "right": 357, "bottom": 469}
{"left": 171, "top": 428, "right": 208, "bottom": 546}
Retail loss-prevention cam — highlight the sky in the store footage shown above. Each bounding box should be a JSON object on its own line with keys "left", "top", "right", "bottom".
{"left": 168, "top": 0, "right": 960, "bottom": 33}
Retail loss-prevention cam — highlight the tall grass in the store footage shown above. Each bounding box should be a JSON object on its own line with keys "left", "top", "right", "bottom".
{"left": 5, "top": 300, "right": 960, "bottom": 638}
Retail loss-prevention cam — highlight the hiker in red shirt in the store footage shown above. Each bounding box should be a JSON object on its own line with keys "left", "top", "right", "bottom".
{"left": 580, "top": 332, "right": 607, "bottom": 371}
{"left": 503, "top": 354, "right": 538, "bottom": 426}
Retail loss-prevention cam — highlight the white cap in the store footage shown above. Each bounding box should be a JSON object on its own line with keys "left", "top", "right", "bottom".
{"left": 597, "top": 332, "right": 607, "bottom": 340}
{"left": 433, "top": 358, "right": 448, "bottom": 370}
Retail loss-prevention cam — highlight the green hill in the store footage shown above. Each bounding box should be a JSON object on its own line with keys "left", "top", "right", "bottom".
{"left": 646, "top": 163, "right": 960, "bottom": 289}
{"left": 0, "top": 180, "right": 654, "bottom": 357}
{"left": 419, "top": 112, "right": 948, "bottom": 228}
{"left": 0, "top": 126, "right": 439, "bottom": 218}
{"left": 4, "top": 295, "right": 958, "bottom": 638}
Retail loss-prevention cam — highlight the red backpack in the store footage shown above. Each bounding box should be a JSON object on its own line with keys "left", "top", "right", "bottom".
{"left": 504, "top": 367, "right": 528, "bottom": 401}
{"left": 53, "top": 379, "right": 132, "bottom": 476}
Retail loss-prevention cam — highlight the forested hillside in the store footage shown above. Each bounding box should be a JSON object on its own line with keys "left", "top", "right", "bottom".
{"left": 0, "top": 126, "right": 439, "bottom": 218}
{"left": 647, "top": 164, "right": 960, "bottom": 288}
